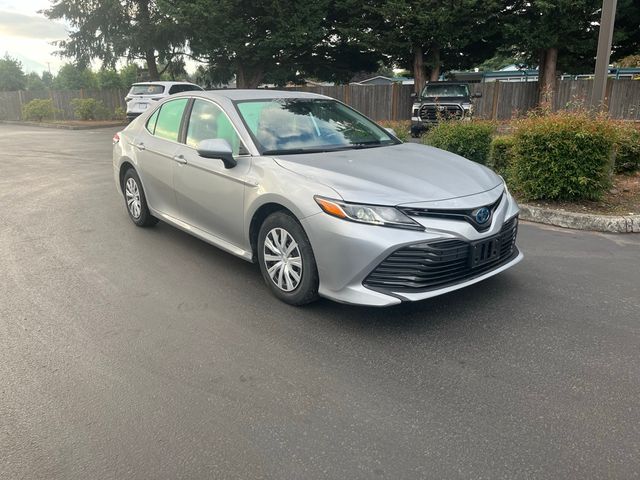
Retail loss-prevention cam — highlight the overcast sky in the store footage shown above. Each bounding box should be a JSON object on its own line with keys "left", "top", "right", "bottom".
{"left": 0, "top": 0, "right": 68, "bottom": 73}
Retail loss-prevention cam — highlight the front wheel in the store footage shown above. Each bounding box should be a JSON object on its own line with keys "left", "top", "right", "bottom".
{"left": 257, "top": 211, "right": 319, "bottom": 305}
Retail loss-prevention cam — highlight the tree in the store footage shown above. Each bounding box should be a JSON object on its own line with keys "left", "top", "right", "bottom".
{"left": 97, "top": 68, "right": 123, "bottom": 89}
{"left": 504, "top": 0, "right": 601, "bottom": 105}
{"left": 119, "top": 63, "right": 140, "bottom": 87}
{"left": 611, "top": 0, "right": 640, "bottom": 62}
{"left": 166, "top": 0, "right": 330, "bottom": 88}
{"left": 25, "top": 72, "right": 47, "bottom": 90}
{"left": 44, "top": 0, "right": 185, "bottom": 81}
{"left": 362, "top": 0, "right": 503, "bottom": 92}
{"left": 42, "top": 71, "right": 54, "bottom": 88}
{"left": 53, "top": 63, "right": 97, "bottom": 90}
{"left": 614, "top": 54, "right": 640, "bottom": 68}
{"left": 0, "top": 55, "right": 26, "bottom": 91}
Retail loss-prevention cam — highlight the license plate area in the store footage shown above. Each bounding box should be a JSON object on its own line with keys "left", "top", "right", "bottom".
{"left": 469, "top": 236, "right": 500, "bottom": 268}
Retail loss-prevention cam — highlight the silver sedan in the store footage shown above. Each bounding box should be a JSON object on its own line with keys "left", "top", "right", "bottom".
{"left": 113, "top": 89, "right": 522, "bottom": 306}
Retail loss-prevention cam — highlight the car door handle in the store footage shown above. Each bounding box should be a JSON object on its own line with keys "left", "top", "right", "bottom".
{"left": 173, "top": 154, "right": 187, "bottom": 165}
{"left": 135, "top": 142, "right": 145, "bottom": 151}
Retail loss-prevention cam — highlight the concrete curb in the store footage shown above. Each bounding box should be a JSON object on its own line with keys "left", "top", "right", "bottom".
{"left": 520, "top": 204, "right": 640, "bottom": 233}
{"left": 0, "top": 120, "right": 126, "bottom": 130}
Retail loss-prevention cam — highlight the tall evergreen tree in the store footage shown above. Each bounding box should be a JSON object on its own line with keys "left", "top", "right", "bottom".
{"left": 354, "top": 0, "right": 503, "bottom": 92}
{"left": 504, "top": 0, "right": 601, "bottom": 104}
{"left": 0, "top": 55, "right": 26, "bottom": 91}
{"left": 44, "top": 0, "right": 185, "bottom": 80}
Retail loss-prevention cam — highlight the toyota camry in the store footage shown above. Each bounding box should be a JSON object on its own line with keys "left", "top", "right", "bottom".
{"left": 113, "top": 89, "right": 522, "bottom": 306}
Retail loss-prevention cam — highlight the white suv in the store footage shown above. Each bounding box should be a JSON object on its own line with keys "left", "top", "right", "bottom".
{"left": 125, "top": 81, "right": 203, "bottom": 121}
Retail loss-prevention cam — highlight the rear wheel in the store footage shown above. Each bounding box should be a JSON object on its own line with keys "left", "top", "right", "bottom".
{"left": 257, "top": 211, "right": 319, "bottom": 305}
{"left": 123, "top": 168, "right": 158, "bottom": 227}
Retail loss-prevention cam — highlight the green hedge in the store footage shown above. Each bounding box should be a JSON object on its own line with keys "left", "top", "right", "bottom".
{"left": 422, "top": 121, "right": 495, "bottom": 165}
{"left": 70, "top": 98, "right": 110, "bottom": 120}
{"left": 22, "top": 99, "right": 57, "bottom": 122}
{"left": 613, "top": 123, "right": 640, "bottom": 173}
{"left": 509, "top": 112, "right": 615, "bottom": 201}
{"left": 488, "top": 136, "right": 515, "bottom": 179}
{"left": 378, "top": 120, "right": 410, "bottom": 142}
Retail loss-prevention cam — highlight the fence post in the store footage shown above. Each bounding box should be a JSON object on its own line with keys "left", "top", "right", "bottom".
{"left": 605, "top": 78, "right": 613, "bottom": 114}
{"left": 18, "top": 90, "right": 24, "bottom": 119}
{"left": 491, "top": 81, "right": 501, "bottom": 121}
{"left": 344, "top": 84, "right": 350, "bottom": 106}
{"left": 49, "top": 89, "right": 57, "bottom": 122}
{"left": 391, "top": 82, "right": 400, "bottom": 120}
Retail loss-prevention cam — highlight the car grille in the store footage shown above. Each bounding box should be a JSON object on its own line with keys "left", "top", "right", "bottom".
{"left": 419, "top": 104, "right": 463, "bottom": 121}
{"left": 398, "top": 193, "right": 503, "bottom": 233}
{"left": 363, "top": 217, "right": 519, "bottom": 293}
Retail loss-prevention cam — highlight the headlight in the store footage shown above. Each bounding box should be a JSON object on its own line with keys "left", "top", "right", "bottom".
{"left": 314, "top": 196, "right": 424, "bottom": 231}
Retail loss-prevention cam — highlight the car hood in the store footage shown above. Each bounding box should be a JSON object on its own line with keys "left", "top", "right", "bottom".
{"left": 272, "top": 143, "right": 502, "bottom": 205}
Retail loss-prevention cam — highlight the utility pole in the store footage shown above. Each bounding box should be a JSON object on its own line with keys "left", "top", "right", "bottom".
{"left": 590, "top": 0, "right": 617, "bottom": 110}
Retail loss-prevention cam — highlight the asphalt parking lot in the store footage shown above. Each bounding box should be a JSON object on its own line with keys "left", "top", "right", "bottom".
{"left": 1, "top": 124, "right": 639, "bottom": 479}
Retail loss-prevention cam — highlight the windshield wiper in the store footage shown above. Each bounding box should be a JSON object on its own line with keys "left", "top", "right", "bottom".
{"left": 350, "top": 141, "right": 390, "bottom": 149}
{"left": 262, "top": 147, "right": 349, "bottom": 155}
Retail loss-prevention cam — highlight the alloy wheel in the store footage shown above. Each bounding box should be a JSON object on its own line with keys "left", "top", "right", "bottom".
{"left": 125, "top": 177, "right": 141, "bottom": 219}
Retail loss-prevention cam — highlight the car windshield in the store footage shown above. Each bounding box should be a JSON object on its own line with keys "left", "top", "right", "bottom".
{"left": 421, "top": 84, "right": 469, "bottom": 98}
{"left": 130, "top": 84, "right": 165, "bottom": 95}
{"left": 235, "top": 98, "right": 398, "bottom": 155}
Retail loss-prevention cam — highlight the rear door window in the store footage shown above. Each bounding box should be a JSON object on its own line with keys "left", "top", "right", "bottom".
{"left": 168, "top": 84, "right": 203, "bottom": 94}
{"left": 153, "top": 99, "right": 189, "bottom": 142}
{"left": 146, "top": 108, "right": 160, "bottom": 134}
{"left": 130, "top": 84, "right": 165, "bottom": 95}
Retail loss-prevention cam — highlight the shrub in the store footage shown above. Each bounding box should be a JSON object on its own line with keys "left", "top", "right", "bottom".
{"left": 22, "top": 98, "right": 57, "bottom": 122}
{"left": 509, "top": 111, "right": 615, "bottom": 201}
{"left": 70, "top": 98, "right": 110, "bottom": 120}
{"left": 422, "top": 121, "right": 496, "bottom": 165}
{"left": 488, "top": 135, "right": 515, "bottom": 178}
{"left": 378, "top": 120, "right": 410, "bottom": 142}
{"left": 113, "top": 106, "right": 126, "bottom": 121}
{"left": 613, "top": 122, "right": 640, "bottom": 173}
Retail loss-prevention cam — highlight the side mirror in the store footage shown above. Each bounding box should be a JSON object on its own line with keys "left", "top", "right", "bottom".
{"left": 473, "top": 92, "right": 482, "bottom": 98}
{"left": 197, "top": 138, "right": 237, "bottom": 169}
{"left": 410, "top": 92, "right": 417, "bottom": 98}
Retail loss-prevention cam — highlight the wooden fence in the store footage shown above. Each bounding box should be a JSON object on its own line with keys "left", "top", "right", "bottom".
{"left": 290, "top": 79, "right": 640, "bottom": 121}
{"left": 0, "top": 88, "right": 128, "bottom": 121}
{"left": 1, "top": 80, "right": 639, "bottom": 122}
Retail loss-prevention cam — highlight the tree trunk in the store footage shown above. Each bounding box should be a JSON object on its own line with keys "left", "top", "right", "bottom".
{"left": 429, "top": 46, "right": 441, "bottom": 82}
{"left": 236, "top": 64, "right": 264, "bottom": 88}
{"left": 136, "top": 0, "right": 160, "bottom": 81}
{"left": 538, "top": 47, "right": 558, "bottom": 106}
{"left": 412, "top": 47, "right": 425, "bottom": 94}
{"left": 146, "top": 50, "right": 159, "bottom": 81}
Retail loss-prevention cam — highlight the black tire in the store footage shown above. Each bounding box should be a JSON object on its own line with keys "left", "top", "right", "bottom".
{"left": 257, "top": 211, "right": 319, "bottom": 306}
{"left": 122, "top": 168, "right": 158, "bottom": 227}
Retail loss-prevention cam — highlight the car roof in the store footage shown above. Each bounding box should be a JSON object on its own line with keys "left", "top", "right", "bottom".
{"left": 424, "top": 82, "right": 469, "bottom": 85}
{"left": 131, "top": 81, "right": 200, "bottom": 87}
{"left": 186, "top": 89, "right": 329, "bottom": 101}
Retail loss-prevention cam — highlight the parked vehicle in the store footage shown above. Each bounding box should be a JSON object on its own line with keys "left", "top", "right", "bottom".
{"left": 410, "top": 82, "right": 481, "bottom": 137}
{"left": 113, "top": 90, "right": 522, "bottom": 306}
{"left": 125, "top": 81, "right": 203, "bottom": 122}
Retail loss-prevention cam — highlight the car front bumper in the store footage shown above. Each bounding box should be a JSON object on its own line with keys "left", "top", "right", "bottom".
{"left": 300, "top": 190, "right": 522, "bottom": 306}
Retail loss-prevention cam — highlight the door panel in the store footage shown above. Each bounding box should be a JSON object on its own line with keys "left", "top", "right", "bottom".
{"left": 173, "top": 99, "right": 251, "bottom": 246}
{"left": 134, "top": 98, "right": 188, "bottom": 217}
{"left": 173, "top": 149, "right": 250, "bottom": 247}
{"left": 135, "top": 133, "right": 180, "bottom": 216}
